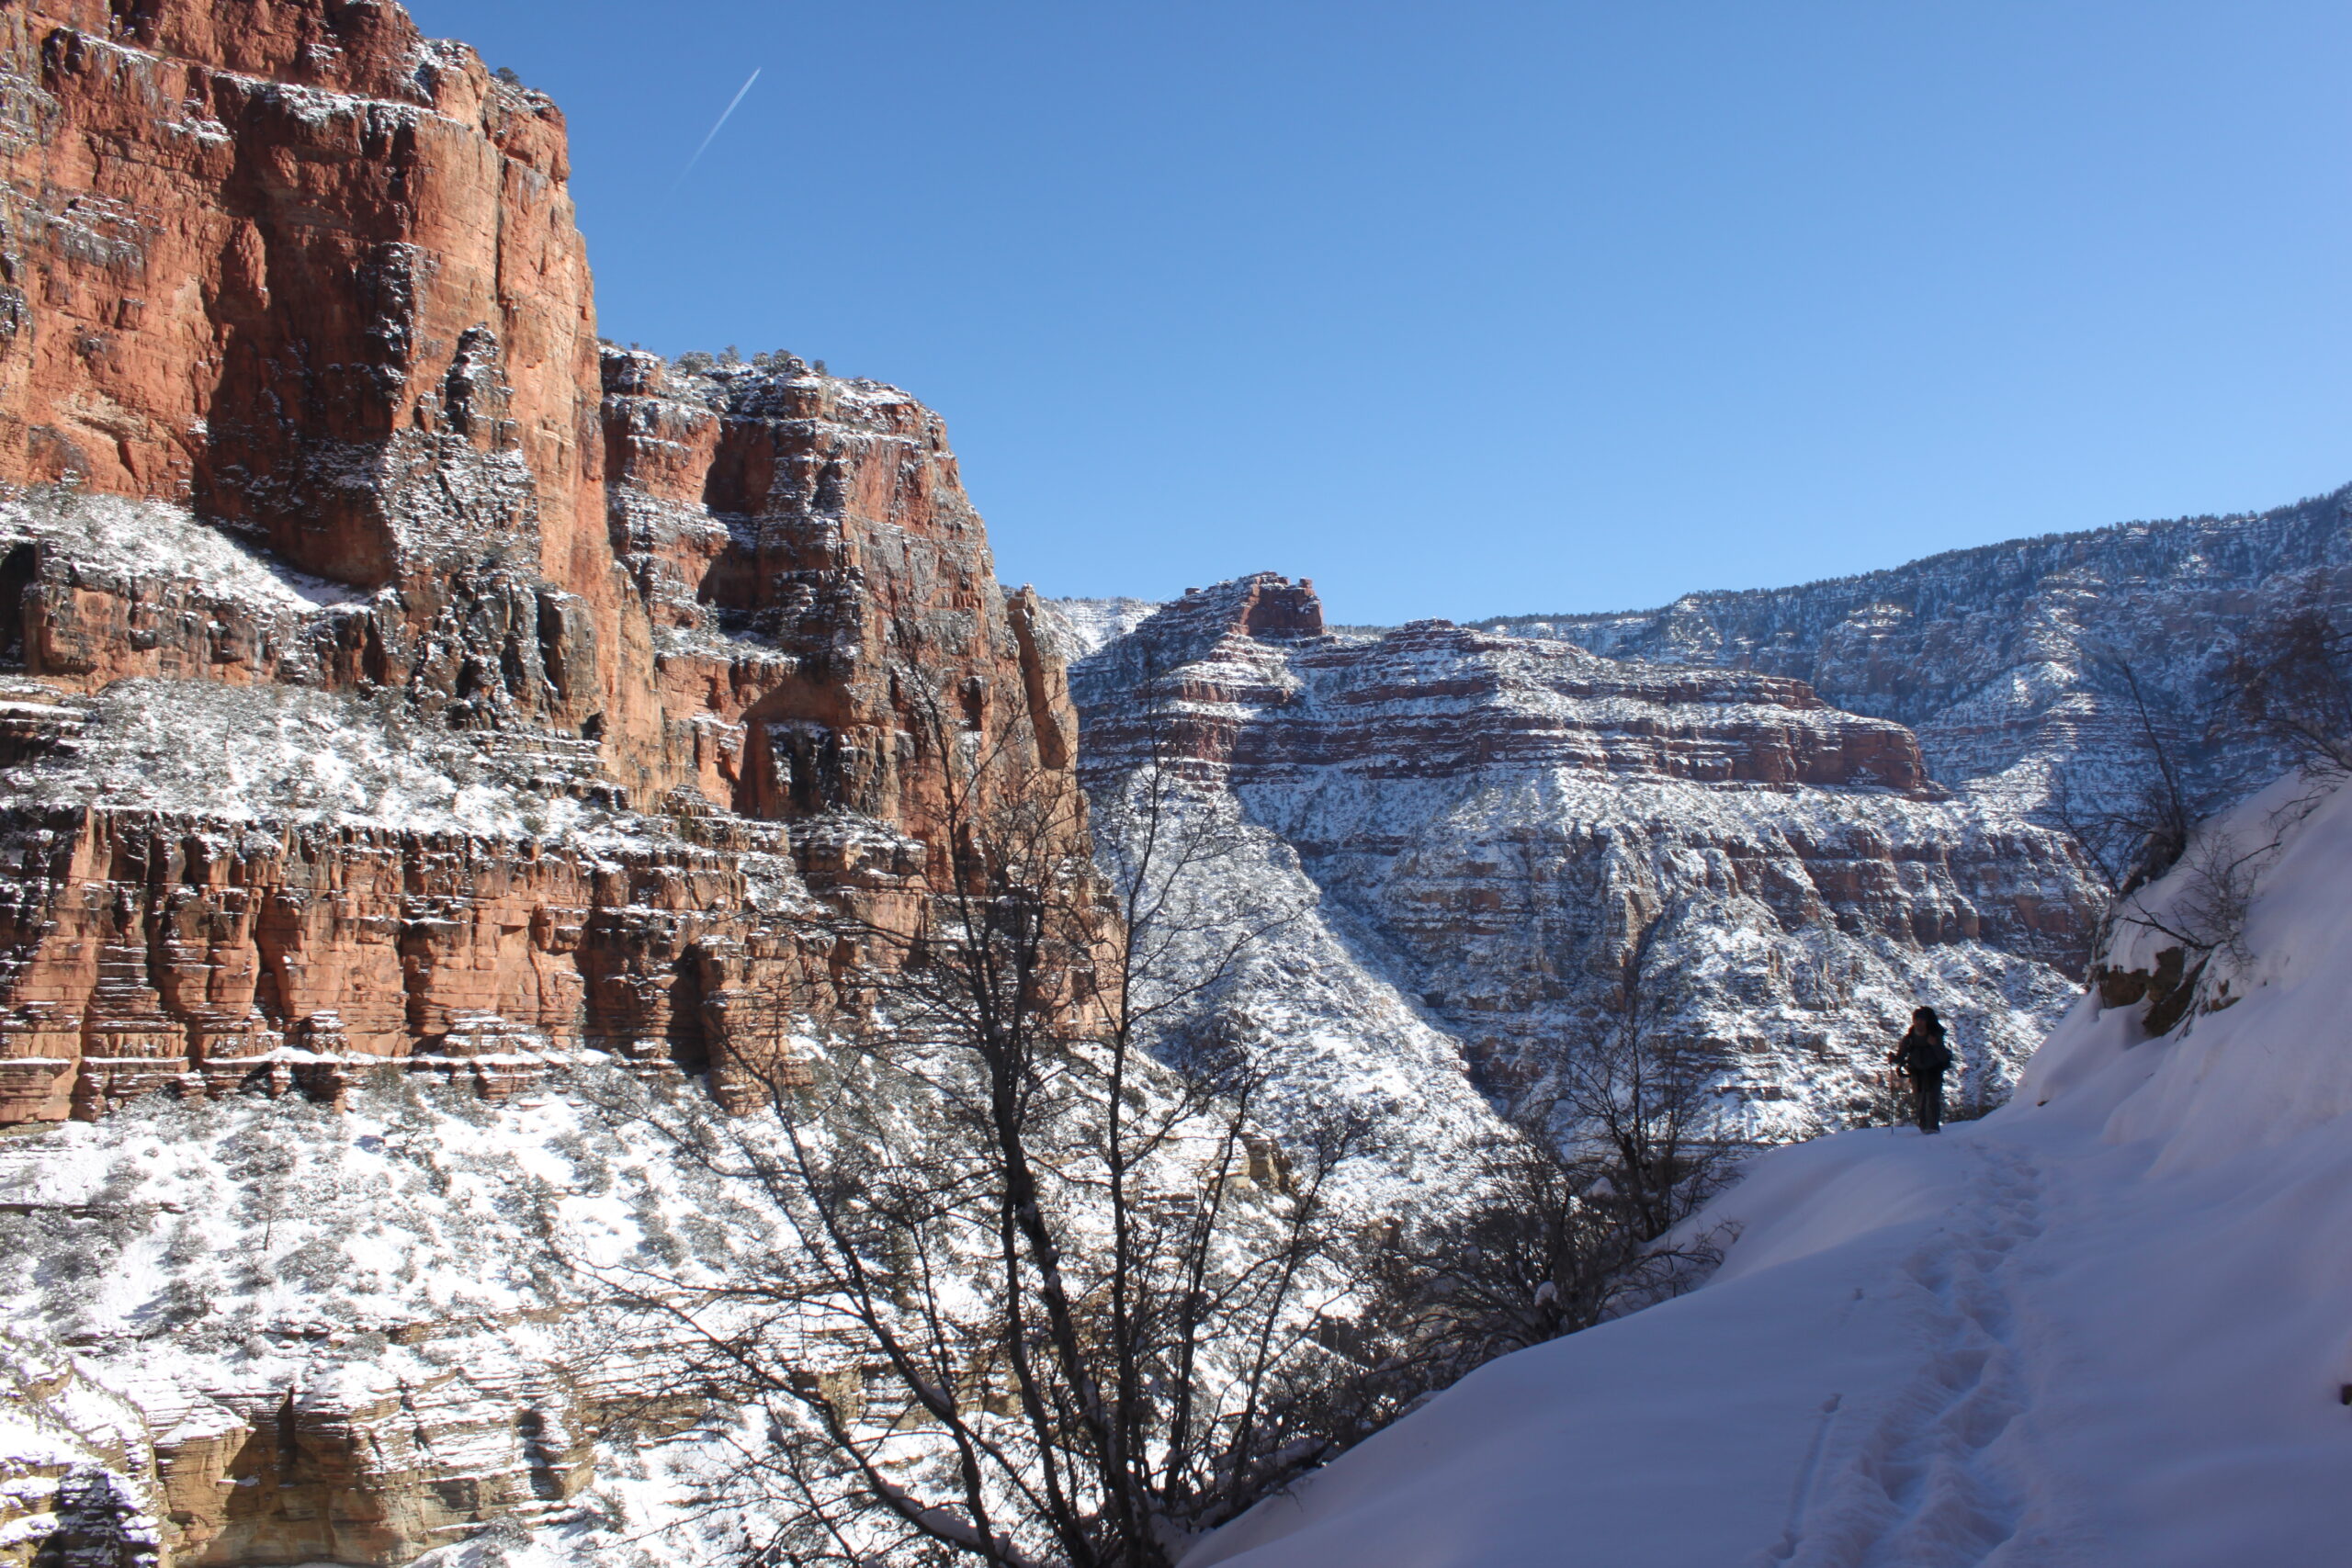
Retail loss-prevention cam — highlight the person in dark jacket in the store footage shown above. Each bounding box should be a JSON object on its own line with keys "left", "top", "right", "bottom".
{"left": 1889, "top": 1006, "right": 1953, "bottom": 1134}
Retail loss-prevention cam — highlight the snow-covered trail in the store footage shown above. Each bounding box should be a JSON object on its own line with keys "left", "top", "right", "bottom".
{"left": 1194, "top": 1121, "right": 2100, "bottom": 1568}
{"left": 1192, "top": 777, "right": 2352, "bottom": 1568}
{"left": 1770, "top": 1139, "right": 2048, "bottom": 1568}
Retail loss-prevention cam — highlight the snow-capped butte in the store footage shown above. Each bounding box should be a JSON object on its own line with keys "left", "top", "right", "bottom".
{"left": 1189, "top": 771, "right": 2352, "bottom": 1568}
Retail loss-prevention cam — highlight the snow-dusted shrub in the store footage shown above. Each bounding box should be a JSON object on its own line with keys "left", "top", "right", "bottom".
{"left": 565, "top": 639, "right": 1422, "bottom": 1568}
{"left": 2226, "top": 602, "right": 2352, "bottom": 778}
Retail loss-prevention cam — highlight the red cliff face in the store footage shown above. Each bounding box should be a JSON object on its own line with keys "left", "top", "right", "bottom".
{"left": 0, "top": 1, "right": 1085, "bottom": 1128}
{"left": 0, "top": 0, "right": 628, "bottom": 771}
{"left": 0, "top": 0, "right": 606, "bottom": 595}
{"left": 0, "top": 801, "right": 833, "bottom": 1126}
{"left": 0, "top": 6, "right": 1091, "bottom": 1562}
{"left": 600, "top": 348, "right": 1072, "bottom": 837}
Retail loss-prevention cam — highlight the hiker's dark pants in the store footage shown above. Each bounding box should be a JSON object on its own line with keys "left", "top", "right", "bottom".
{"left": 1909, "top": 1072, "right": 1945, "bottom": 1134}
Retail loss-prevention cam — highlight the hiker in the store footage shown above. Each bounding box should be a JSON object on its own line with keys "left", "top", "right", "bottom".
{"left": 1889, "top": 1006, "right": 1952, "bottom": 1134}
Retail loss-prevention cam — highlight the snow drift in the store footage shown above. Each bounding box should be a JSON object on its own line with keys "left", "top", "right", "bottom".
{"left": 1189, "top": 773, "right": 2352, "bottom": 1567}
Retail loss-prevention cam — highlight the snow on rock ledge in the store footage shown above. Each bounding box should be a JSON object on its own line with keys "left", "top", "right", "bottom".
{"left": 1063, "top": 577, "right": 2104, "bottom": 1143}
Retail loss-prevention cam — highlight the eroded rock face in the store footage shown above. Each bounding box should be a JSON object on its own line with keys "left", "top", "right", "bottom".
{"left": 0, "top": 803, "right": 844, "bottom": 1126}
{"left": 0, "top": 0, "right": 637, "bottom": 773}
{"left": 1070, "top": 575, "right": 2101, "bottom": 1136}
{"left": 600, "top": 347, "right": 1069, "bottom": 836}
{"left": 0, "top": 1, "right": 604, "bottom": 594}
{"left": 0, "top": 1078, "right": 725, "bottom": 1568}
{"left": 0, "top": 6, "right": 1087, "bottom": 1560}
{"left": 0, "top": 2, "right": 1081, "bottom": 1129}
{"left": 1501, "top": 486, "right": 2352, "bottom": 809}
{"left": 1083, "top": 582, "right": 1936, "bottom": 795}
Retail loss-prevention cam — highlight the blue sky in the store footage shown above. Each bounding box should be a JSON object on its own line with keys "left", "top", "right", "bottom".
{"left": 404, "top": 1, "right": 2352, "bottom": 626}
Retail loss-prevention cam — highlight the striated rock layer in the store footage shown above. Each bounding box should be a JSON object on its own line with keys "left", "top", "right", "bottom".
{"left": 1488, "top": 485, "right": 2352, "bottom": 808}
{"left": 0, "top": 0, "right": 614, "bottom": 717}
{"left": 0, "top": 0, "right": 1081, "bottom": 1133}
{"left": 1067, "top": 575, "right": 2101, "bottom": 1139}
{"left": 0, "top": 5, "right": 1087, "bottom": 1562}
{"left": 0, "top": 802, "right": 831, "bottom": 1125}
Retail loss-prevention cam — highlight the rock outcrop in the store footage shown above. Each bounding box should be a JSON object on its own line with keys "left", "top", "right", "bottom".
{"left": 0, "top": 1, "right": 1080, "bottom": 1132}
{"left": 0, "top": 1, "right": 605, "bottom": 592}
{"left": 600, "top": 346, "right": 1069, "bottom": 833}
{"left": 0, "top": 800, "right": 825, "bottom": 1125}
{"left": 1068, "top": 575, "right": 2101, "bottom": 1137}
{"left": 0, "top": 1076, "right": 709, "bottom": 1568}
{"left": 0, "top": 5, "right": 1087, "bottom": 1562}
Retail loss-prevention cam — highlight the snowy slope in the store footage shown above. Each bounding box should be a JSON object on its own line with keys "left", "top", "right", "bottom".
{"left": 1036, "top": 596, "right": 1160, "bottom": 662}
{"left": 1189, "top": 774, "right": 2352, "bottom": 1567}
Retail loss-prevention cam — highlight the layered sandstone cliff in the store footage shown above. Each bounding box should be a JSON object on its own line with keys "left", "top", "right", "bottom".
{"left": 1065, "top": 575, "right": 2101, "bottom": 1139}
{"left": 0, "top": 0, "right": 1080, "bottom": 1135}
{"left": 0, "top": 4, "right": 1088, "bottom": 1562}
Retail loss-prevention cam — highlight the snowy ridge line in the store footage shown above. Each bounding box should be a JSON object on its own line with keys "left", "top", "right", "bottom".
{"left": 1466, "top": 484, "right": 2352, "bottom": 816}
{"left": 1474, "top": 481, "right": 2352, "bottom": 631}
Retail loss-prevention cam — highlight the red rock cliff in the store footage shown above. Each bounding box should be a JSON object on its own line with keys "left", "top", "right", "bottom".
{"left": 0, "top": 6, "right": 1091, "bottom": 1563}
{"left": 0, "top": 0, "right": 1086, "bottom": 1129}
{"left": 0, "top": 0, "right": 606, "bottom": 594}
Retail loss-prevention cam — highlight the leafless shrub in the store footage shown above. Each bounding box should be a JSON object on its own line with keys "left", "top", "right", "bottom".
{"left": 2045, "top": 654, "right": 2213, "bottom": 901}
{"left": 1370, "top": 1130, "right": 1725, "bottom": 1385}
{"left": 2122, "top": 825, "right": 2273, "bottom": 973}
{"left": 2224, "top": 602, "right": 2352, "bottom": 777}
{"left": 1352, "top": 906, "right": 1736, "bottom": 1380}
{"left": 574, "top": 615, "right": 1403, "bottom": 1568}
{"left": 1836, "top": 1065, "right": 1917, "bottom": 1132}
{"left": 1543, "top": 908, "right": 1734, "bottom": 1242}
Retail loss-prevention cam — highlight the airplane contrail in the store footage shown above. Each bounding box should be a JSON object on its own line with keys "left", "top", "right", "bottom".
{"left": 673, "top": 67, "right": 762, "bottom": 189}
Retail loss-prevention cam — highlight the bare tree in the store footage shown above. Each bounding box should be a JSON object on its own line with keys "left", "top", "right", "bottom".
{"left": 2042, "top": 652, "right": 2216, "bottom": 920}
{"left": 1544, "top": 908, "right": 1729, "bottom": 1244}
{"left": 1342, "top": 905, "right": 1734, "bottom": 1390}
{"left": 2224, "top": 601, "right": 2352, "bottom": 777}
{"left": 572, "top": 615, "right": 1398, "bottom": 1567}
{"left": 1370, "top": 1127, "right": 1724, "bottom": 1389}
{"left": 2060, "top": 605, "right": 2352, "bottom": 1015}
{"left": 2115, "top": 792, "right": 2318, "bottom": 983}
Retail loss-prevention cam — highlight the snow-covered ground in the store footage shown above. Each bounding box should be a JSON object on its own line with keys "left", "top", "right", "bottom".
{"left": 1189, "top": 773, "right": 2352, "bottom": 1567}
{"left": 1034, "top": 594, "right": 1162, "bottom": 664}
{"left": 0, "top": 490, "right": 372, "bottom": 614}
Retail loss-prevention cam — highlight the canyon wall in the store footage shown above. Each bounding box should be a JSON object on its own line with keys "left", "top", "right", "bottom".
{"left": 1065, "top": 576, "right": 2101, "bottom": 1141}
{"left": 0, "top": 6, "right": 1087, "bottom": 1562}
{"left": 0, "top": 0, "right": 1081, "bottom": 1135}
{"left": 1494, "top": 486, "right": 2352, "bottom": 808}
{"left": 0, "top": 0, "right": 611, "bottom": 682}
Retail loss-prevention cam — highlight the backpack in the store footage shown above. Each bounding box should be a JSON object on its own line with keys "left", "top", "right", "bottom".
{"left": 1907, "top": 1024, "right": 1951, "bottom": 1075}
